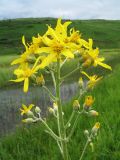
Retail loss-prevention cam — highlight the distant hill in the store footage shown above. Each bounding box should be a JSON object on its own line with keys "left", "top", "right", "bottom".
{"left": 0, "top": 18, "right": 120, "bottom": 55}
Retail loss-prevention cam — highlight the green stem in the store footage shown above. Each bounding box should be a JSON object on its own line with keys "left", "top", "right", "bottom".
{"left": 40, "top": 118, "right": 64, "bottom": 141}
{"left": 61, "top": 67, "right": 79, "bottom": 80}
{"left": 67, "top": 111, "right": 83, "bottom": 140}
{"left": 43, "top": 85, "right": 56, "bottom": 101}
{"left": 56, "top": 58, "right": 69, "bottom": 160}
{"left": 79, "top": 134, "right": 92, "bottom": 160}
{"left": 50, "top": 70, "right": 56, "bottom": 91}
{"left": 65, "top": 111, "right": 75, "bottom": 129}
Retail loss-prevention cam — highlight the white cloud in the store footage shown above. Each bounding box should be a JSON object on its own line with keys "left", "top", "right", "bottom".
{"left": 0, "top": 0, "right": 120, "bottom": 19}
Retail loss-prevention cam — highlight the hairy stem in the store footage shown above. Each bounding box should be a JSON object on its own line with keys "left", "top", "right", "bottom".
{"left": 56, "top": 58, "right": 69, "bottom": 160}
{"left": 79, "top": 134, "right": 92, "bottom": 160}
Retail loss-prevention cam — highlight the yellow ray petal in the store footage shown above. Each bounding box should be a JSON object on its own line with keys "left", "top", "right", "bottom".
{"left": 22, "top": 36, "right": 28, "bottom": 50}
{"left": 98, "top": 62, "right": 112, "bottom": 70}
{"left": 62, "top": 49, "right": 74, "bottom": 58}
{"left": 10, "top": 78, "right": 24, "bottom": 82}
{"left": 24, "top": 78, "right": 29, "bottom": 93}
{"left": 38, "top": 53, "right": 57, "bottom": 69}
{"left": 81, "top": 71, "right": 90, "bottom": 79}
{"left": 35, "top": 47, "right": 52, "bottom": 54}
{"left": 11, "top": 58, "right": 23, "bottom": 65}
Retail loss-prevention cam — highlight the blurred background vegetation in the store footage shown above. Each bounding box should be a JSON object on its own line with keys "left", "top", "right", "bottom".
{"left": 0, "top": 18, "right": 120, "bottom": 160}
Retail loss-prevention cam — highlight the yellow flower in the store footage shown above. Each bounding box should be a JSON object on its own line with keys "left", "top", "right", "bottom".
{"left": 94, "top": 122, "right": 100, "bottom": 129}
{"left": 35, "top": 18, "right": 82, "bottom": 69}
{"left": 81, "top": 71, "right": 102, "bottom": 89}
{"left": 84, "top": 96, "right": 94, "bottom": 108}
{"left": 11, "top": 35, "right": 42, "bottom": 65}
{"left": 11, "top": 62, "right": 38, "bottom": 92}
{"left": 86, "top": 41, "right": 112, "bottom": 70}
{"left": 20, "top": 104, "right": 34, "bottom": 115}
{"left": 80, "top": 38, "right": 112, "bottom": 70}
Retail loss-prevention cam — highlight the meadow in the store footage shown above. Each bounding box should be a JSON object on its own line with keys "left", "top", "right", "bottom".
{"left": 0, "top": 18, "right": 120, "bottom": 160}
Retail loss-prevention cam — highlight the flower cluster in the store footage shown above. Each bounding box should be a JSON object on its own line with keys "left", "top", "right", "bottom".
{"left": 11, "top": 18, "right": 112, "bottom": 160}
{"left": 20, "top": 104, "right": 41, "bottom": 123}
{"left": 11, "top": 18, "right": 111, "bottom": 93}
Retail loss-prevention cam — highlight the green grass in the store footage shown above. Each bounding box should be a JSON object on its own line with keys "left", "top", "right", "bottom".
{"left": 0, "top": 55, "right": 18, "bottom": 88}
{"left": 0, "top": 48, "right": 120, "bottom": 88}
{"left": 0, "top": 48, "right": 119, "bottom": 88}
{"left": 1, "top": 18, "right": 120, "bottom": 56}
{"left": 0, "top": 18, "right": 120, "bottom": 159}
{"left": 0, "top": 61, "right": 120, "bottom": 160}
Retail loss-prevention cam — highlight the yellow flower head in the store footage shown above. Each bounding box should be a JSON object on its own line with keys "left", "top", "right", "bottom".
{"left": 84, "top": 96, "right": 94, "bottom": 108}
{"left": 11, "top": 57, "right": 41, "bottom": 92}
{"left": 35, "top": 18, "right": 83, "bottom": 69}
{"left": 81, "top": 71, "right": 102, "bottom": 89}
{"left": 88, "top": 47, "right": 112, "bottom": 70}
{"left": 20, "top": 104, "right": 34, "bottom": 115}
{"left": 94, "top": 122, "right": 100, "bottom": 129}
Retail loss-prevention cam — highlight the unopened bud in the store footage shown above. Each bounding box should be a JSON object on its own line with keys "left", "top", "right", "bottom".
{"left": 53, "top": 102, "right": 58, "bottom": 111}
{"left": 90, "top": 142, "right": 94, "bottom": 152}
{"left": 84, "top": 130, "right": 89, "bottom": 137}
{"left": 35, "top": 106, "right": 41, "bottom": 114}
{"left": 68, "top": 123, "right": 71, "bottom": 127}
{"left": 36, "top": 74, "right": 45, "bottom": 85}
{"left": 27, "top": 111, "right": 34, "bottom": 118}
{"left": 22, "top": 118, "right": 34, "bottom": 123}
{"left": 48, "top": 107, "right": 54, "bottom": 114}
{"left": 89, "top": 110, "right": 99, "bottom": 116}
{"left": 92, "top": 122, "right": 100, "bottom": 134}
{"left": 73, "top": 100, "right": 80, "bottom": 110}
{"left": 82, "top": 59, "right": 92, "bottom": 67}
{"left": 78, "top": 77, "right": 84, "bottom": 88}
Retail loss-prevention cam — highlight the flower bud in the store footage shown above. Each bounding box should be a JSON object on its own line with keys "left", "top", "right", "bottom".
{"left": 48, "top": 107, "right": 54, "bottom": 114}
{"left": 22, "top": 118, "right": 34, "bottom": 123}
{"left": 90, "top": 142, "right": 94, "bottom": 152}
{"left": 92, "top": 122, "right": 100, "bottom": 134}
{"left": 27, "top": 110, "right": 34, "bottom": 118}
{"left": 36, "top": 74, "right": 45, "bottom": 85}
{"left": 82, "top": 59, "right": 92, "bottom": 67}
{"left": 35, "top": 106, "right": 41, "bottom": 114}
{"left": 73, "top": 100, "right": 80, "bottom": 110}
{"left": 27, "top": 55, "right": 36, "bottom": 63}
{"left": 89, "top": 110, "right": 99, "bottom": 116}
{"left": 84, "top": 130, "right": 89, "bottom": 137}
{"left": 53, "top": 102, "right": 58, "bottom": 111}
{"left": 78, "top": 77, "right": 84, "bottom": 88}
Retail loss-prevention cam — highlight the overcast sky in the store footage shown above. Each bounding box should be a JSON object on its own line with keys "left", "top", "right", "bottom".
{"left": 0, "top": 0, "right": 120, "bottom": 20}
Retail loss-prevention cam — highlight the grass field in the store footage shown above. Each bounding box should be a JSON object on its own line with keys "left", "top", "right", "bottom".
{"left": 0, "top": 18, "right": 120, "bottom": 56}
{"left": 0, "top": 61, "right": 120, "bottom": 160}
{"left": 0, "top": 18, "right": 120, "bottom": 160}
